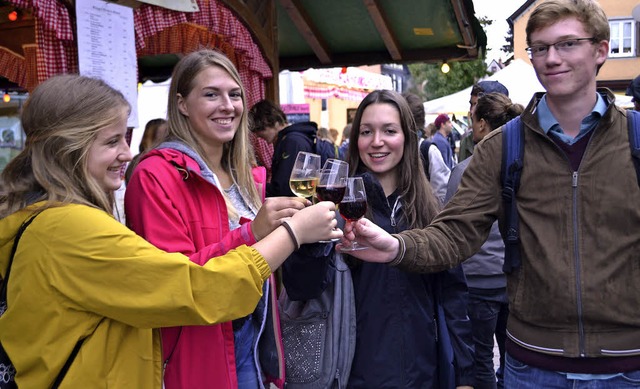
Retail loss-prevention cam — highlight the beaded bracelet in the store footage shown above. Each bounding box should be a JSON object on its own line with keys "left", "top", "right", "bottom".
{"left": 280, "top": 220, "right": 300, "bottom": 250}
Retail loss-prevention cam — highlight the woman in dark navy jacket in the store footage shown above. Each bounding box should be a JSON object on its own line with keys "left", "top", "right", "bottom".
{"left": 283, "top": 90, "right": 474, "bottom": 388}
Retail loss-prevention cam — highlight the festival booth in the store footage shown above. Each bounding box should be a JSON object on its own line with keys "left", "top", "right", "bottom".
{"left": 0, "top": 0, "right": 274, "bottom": 105}
{"left": 296, "top": 66, "right": 393, "bottom": 137}
{"left": 0, "top": 0, "right": 278, "bottom": 177}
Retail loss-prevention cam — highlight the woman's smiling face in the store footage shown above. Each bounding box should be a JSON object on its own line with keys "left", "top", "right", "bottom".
{"left": 86, "top": 108, "right": 132, "bottom": 192}
{"left": 177, "top": 65, "right": 244, "bottom": 148}
{"left": 357, "top": 102, "right": 405, "bottom": 180}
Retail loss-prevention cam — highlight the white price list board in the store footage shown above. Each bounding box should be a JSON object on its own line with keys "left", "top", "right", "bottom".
{"left": 76, "top": 0, "right": 138, "bottom": 128}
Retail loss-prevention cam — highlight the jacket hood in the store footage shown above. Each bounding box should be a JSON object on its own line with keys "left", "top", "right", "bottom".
{"left": 139, "top": 147, "right": 202, "bottom": 174}
{"left": 277, "top": 121, "right": 318, "bottom": 141}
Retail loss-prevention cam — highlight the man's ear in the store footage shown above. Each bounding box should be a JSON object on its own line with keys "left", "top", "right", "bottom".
{"left": 594, "top": 39, "right": 609, "bottom": 67}
{"left": 480, "top": 118, "right": 489, "bottom": 134}
{"left": 177, "top": 93, "right": 188, "bottom": 117}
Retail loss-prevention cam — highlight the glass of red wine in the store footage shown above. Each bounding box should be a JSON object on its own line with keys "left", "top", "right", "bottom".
{"left": 316, "top": 159, "right": 348, "bottom": 204}
{"left": 339, "top": 177, "right": 368, "bottom": 251}
{"left": 316, "top": 159, "right": 348, "bottom": 242}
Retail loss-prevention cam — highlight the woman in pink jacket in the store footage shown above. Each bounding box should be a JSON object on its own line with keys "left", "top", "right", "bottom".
{"left": 125, "top": 50, "right": 301, "bottom": 389}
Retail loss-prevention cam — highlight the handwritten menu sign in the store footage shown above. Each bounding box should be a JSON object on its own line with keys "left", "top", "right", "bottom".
{"left": 76, "top": 0, "right": 138, "bottom": 128}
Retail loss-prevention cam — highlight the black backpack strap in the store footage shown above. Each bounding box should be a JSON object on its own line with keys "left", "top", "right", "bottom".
{"left": 419, "top": 140, "right": 432, "bottom": 180}
{"left": 500, "top": 117, "right": 524, "bottom": 274}
{"left": 1, "top": 211, "right": 42, "bottom": 304}
{"left": 1, "top": 210, "right": 101, "bottom": 388}
{"left": 628, "top": 110, "right": 640, "bottom": 187}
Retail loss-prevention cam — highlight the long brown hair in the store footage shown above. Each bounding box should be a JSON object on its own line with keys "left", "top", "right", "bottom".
{"left": 1, "top": 75, "right": 130, "bottom": 217}
{"left": 347, "top": 90, "right": 439, "bottom": 228}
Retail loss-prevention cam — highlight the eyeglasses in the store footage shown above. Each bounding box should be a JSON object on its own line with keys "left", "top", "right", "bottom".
{"left": 525, "top": 37, "right": 596, "bottom": 59}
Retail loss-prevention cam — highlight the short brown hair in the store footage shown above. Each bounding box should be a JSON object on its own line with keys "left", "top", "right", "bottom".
{"left": 526, "top": 0, "right": 609, "bottom": 46}
{"left": 249, "top": 99, "right": 287, "bottom": 133}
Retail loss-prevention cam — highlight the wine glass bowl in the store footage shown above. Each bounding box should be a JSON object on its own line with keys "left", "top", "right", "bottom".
{"left": 316, "top": 159, "right": 348, "bottom": 204}
{"left": 289, "top": 152, "right": 321, "bottom": 199}
{"left": 339, "top": 177, "right": 368, "bottom": 251}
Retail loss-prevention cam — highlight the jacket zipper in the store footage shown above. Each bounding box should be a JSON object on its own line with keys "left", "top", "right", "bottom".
{"left": 532, "top": 125, "right": 595, "bottom": 357}
{"left": 388, "top": 196, "right": 401, "bottom": 228}
{"left": 571, "top": 171, "right": 586, "bottom": 356}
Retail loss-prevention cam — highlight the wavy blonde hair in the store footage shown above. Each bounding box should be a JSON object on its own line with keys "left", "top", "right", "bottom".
{"left": 1, "top": 75, "right": 130, "bottom": 217}
{"left": 166, "top": 49, "right": 261, "bottom": 216}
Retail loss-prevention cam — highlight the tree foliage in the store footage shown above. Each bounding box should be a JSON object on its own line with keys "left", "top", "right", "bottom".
{"left": 502, "top": 25, "right": 514, "bottom": 54}
{"left": 407, "top": 59, "right": 489, "bottom": 101}
{"left": 405, "top": 16, "right": 493, "bottom": 101}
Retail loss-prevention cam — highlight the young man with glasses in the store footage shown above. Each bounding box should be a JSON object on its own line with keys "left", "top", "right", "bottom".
{"left": 341, "top": 0, "right": 640, "bottom": 387}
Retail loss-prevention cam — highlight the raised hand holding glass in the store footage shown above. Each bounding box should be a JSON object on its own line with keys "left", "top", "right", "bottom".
{"left": 316, "top": 159, "right": 348, "bottom": 204}
{"left": 339, "top": 177, "right": 368, "bottom": 251}
{"left": 289, "top": 152, "right": 321, "bottom": 199}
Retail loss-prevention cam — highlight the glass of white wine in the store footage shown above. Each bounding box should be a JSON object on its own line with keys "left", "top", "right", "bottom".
{"left": 289, "top": 151, "right": 321, "bottom": 199}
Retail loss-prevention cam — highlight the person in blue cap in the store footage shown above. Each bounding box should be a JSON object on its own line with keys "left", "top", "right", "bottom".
{"left": 459, "top": 81, "right": 510, "bottom": 162}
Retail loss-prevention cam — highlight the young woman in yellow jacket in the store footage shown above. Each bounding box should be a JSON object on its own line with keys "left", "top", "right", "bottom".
{"left": 0, "top": 74, "right": 340, "bottom": 388}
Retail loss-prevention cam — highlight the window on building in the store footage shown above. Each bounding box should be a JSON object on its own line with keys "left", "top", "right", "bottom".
{"left": 609, "top": 19, "right": 636, "bottom": 58}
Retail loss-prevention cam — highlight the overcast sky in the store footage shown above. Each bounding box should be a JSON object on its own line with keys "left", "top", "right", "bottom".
{"left": 472, "top": 0, "right": 525, "bottom": 62}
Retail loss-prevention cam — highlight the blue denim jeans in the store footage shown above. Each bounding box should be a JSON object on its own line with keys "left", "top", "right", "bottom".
{"left": 468, "top": 290, "right": 509, "bottom": 389}
{"left": 505, "top": 353, "right": 640, "bottom": 388}
{"left": 234, "top": 316, "right": 259, "bottom": 389}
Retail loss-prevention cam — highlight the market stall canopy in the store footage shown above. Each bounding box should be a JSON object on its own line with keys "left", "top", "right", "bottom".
{"left": 276, "top": 0, "right": 486, "bottom": 70}
{"left": 0, "top": 0, "right": 486, "bottom": 95}
{"left": 136, "top": 0, "right": 486, "bottom": 80}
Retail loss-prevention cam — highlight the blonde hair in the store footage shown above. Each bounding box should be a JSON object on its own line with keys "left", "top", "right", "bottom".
{"left": 1, "top": 75, "right": 130, "bottom": 217}
{"left": 166, "top": 49, "right": 261, "bottom": 216}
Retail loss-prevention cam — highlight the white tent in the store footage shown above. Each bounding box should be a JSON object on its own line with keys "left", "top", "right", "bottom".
{"left": 423, "top": 59, "right": 545, "bottom": 115}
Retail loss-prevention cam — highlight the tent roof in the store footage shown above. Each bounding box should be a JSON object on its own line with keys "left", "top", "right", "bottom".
{"left": 276, "top": 0, "right": 486, "bottom": 71}
{"left": 423, "top": 59, "right": 545, "bottom": 115}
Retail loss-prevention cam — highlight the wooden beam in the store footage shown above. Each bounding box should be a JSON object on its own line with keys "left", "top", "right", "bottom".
{"left": 279, "top": 46, "right": 472, "bottom": 71}
{"left": 450, "top": 0, "right": 478, "bottom": 57}
{"left": 221, "top": 0, "right": 277, "bottom": 69}
{"left": 362, "top": 0, "right": 402, "bottom": 61}
{"left": 278, "top": 0, "right": 332, "bottom": 65}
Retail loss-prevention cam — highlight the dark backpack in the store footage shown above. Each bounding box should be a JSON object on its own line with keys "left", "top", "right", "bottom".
{"left": 419, "top": 139, "right": 434, "bottom": 180}
{"left": 500, "top": 110, "right": 640, "bottom": 273}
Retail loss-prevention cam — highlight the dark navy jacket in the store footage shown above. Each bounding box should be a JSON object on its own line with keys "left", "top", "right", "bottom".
{"left": 283, "top": 172, "right": 475, "bottom": 388}
{"left": 267, "top": 121, "right": 318, "bottom": 197}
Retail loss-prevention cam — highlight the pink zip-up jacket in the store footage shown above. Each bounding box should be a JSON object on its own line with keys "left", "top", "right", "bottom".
{"left": 125, "top": 147, "right": 285, "bottom": 389}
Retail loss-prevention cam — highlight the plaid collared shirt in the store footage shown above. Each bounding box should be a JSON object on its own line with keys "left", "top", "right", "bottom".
{"left": 250, "top": 132, "right": 274, "bottom": 182}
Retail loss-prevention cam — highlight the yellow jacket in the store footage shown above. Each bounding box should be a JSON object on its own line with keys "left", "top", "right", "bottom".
{"left": 0, "top": 203, "right": 271, "bottom": 388}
